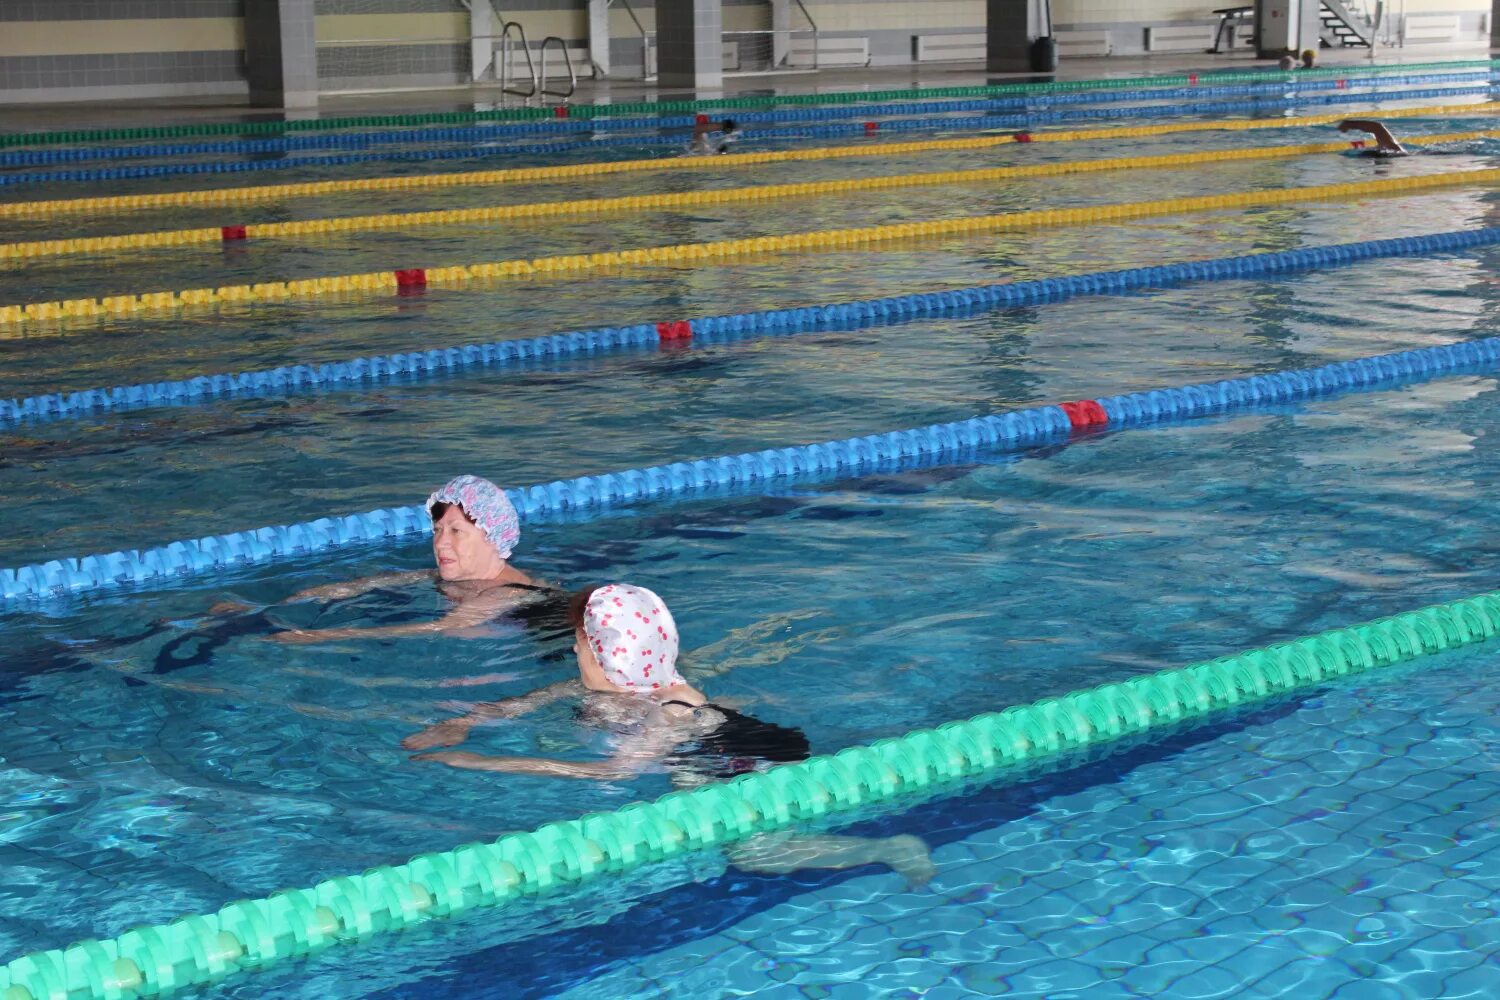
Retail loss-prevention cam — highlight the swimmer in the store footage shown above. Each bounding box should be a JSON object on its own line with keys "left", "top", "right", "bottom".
{"left": 1338, "top": 118, "right": 1408, "bottom": 156}
{"left": 261, "top": 474, "right": 562, "bottom": 644}
{"left": 410, "top": 583, "right": 937, "bottom": 887}
{"left": 1277, "top": 54, "right": 1296, "bottom": 71}
{"left": 1301, "top": 48, "right": 1316, "bottom": 69}
{"left": 689, "top": 117, "right": 740, "bottom": 155}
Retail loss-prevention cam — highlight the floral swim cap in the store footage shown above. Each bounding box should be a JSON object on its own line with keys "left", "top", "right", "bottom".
{"left": 583, "top": 584, "right": 683, "bottom": 691}
{"left": 425, "top": 475, "right": 520, "bottom": 560}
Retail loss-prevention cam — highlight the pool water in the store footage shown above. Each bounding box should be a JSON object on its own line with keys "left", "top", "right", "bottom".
{"left": 5, "top": 89, "right": 1500, "bottom": 998}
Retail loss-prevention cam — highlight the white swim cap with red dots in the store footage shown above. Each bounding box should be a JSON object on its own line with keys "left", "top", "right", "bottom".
{"left": 583, "top": 584, "right": 684, "bottom": 691}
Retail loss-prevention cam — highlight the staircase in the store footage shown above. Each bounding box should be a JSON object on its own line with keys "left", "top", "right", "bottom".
{"left": 1320, "top": 0, "right": 1373, "bottom": 47}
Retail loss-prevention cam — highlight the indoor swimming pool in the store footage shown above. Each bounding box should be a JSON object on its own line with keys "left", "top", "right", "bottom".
{"left": 5, "top": 61, "right": 1500, "bottom": 998}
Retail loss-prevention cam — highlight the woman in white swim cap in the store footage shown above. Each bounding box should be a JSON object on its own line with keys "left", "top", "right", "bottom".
{"left": 409, "top": 583, "right": 937, "bottom": 886}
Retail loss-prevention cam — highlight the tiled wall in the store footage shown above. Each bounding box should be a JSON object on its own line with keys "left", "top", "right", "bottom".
{"left": 317, "top": 42, "right": 471, "bottom": 93}
{"left": 0, "top": 3, "right": 247, "bottom": 104}
{"left": 0, "top": 0, "right": 242, "bottom": 19}
{"left": 0, "top": 0, "right": 1492, "bottom": 104}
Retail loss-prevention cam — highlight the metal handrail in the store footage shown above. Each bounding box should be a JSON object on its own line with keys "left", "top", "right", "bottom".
{"left": 499, "top": 20, "right": 538, "bottom": 98}
{"left": 539, "top": 35, "right": 577, "bottom": 97}
{"left": 792, "top": 0, "right": 819, "bottom": 70}
{"left": 611, "top": 0, "right": 655, "bottom": 80}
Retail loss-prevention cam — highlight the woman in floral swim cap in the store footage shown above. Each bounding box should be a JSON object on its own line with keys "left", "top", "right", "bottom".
{"left": 264, "top": 474, "right": 561, "bottom": 644}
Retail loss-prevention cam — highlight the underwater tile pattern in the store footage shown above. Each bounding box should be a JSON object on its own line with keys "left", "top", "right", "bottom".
{"left": 561, "top": 657, "right": 1500, "bottom": 998}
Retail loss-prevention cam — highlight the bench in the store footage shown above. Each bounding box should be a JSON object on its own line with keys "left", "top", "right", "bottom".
{"left": 913, "top": 32, "right": 987, "bottom": 63}
{"left": 1144, "top": 25, "right": 1217, "bottom": 52}
{"left": 538, "top": 44, "right": 590, "bottom": 78}
{"left": 1402, "top": 14, "right": 1461, "bottom": 43}
{"left": 1209, "top": 6, "right": 1254, "bottom": 52}
{"left": 1055, "top": 30, "right": 1112, "bottom": 57}
{"left": 788, "top": 36, "right": 870, "bottom": 68}
{"left": 643, "top": 41, "right": 742, "bottom": 76}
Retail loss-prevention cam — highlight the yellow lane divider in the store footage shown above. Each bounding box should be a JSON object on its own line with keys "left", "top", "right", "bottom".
{"left": 3, "top": 168, "right": 1497, "bottom": 330}
{"left": 6, "top": 130, "right": 1499, "bottom": 263}
{"left": 3, "top": 102, "right": 1495, "bottom": 222}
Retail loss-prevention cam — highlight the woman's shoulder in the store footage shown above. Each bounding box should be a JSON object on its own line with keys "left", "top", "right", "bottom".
{"left": 654, "top": 684, "right": 709, "bottom": 711}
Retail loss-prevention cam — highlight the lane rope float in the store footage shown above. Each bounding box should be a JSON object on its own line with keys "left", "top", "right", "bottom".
{"left": 6, "top": 225, "right": 1499, "bottom": 424}
{"left": 1, "top": 56, "right": 1491, "bottom": 147}
{"left": 5, "top": 333, "right": 1500, "bottom": 603}
{"left": 10, "top": 131, "right": 1500, "bottom": 263}
{"left": 6, "top": 102, "right": 1495, "bottom": 222}
{"left": 2, "top": 82, "right": 1491, "bottom": 189}
{"left": 2, "top": 71, "right": 1492, "bottom": 166}
{"left": 5, "top": 168, "right": 1500, "bottom": 329}
{"left": 4, "top": 584, "right": 1499, "bottom": 999}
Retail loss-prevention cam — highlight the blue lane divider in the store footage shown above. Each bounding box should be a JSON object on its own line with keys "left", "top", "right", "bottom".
{"left": 0, "top": 72, "right": 1490, "bottom": 166}
{"left": 1, "top": 82, "right": 1491, "bottom": 188}
{"left": 7, "top": 227, "right": 1500, "bottom": 428}
{"left": 6, "top": 332, "right": 1500, "bottom": 604}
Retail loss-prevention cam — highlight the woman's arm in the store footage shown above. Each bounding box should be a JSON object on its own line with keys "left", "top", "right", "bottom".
{"left": 400, "top": 679, "right": 582, "bottom": 749}
{"left": 411, "top": 750, "right": 639, "bottom": 781}
{"left": 266, "top": 584, "right": 526, "bottom": 643}
{"left": 283, "top": 569, "right": 434, "bottom": 604}
{"left": 1338, "top": 119, "right": 1405, "bottom": 152}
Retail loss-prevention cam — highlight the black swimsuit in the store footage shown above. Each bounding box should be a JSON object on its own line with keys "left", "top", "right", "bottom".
{"left": 658, "top": 700, "right": 811, "bottom": 779}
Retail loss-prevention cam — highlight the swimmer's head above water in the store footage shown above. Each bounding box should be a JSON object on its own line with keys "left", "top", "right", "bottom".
{"left": 568, "top": 583, "right": 685, "bottom": 692}
{"left": 425, "top": 474, "right": 520, "bottom": 581}
{"left": 717, "top": 120, "right": 741, "bottom": 153}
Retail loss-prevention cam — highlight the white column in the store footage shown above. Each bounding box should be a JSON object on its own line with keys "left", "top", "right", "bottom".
{"left": 770, "top": 0, "right": 790, "bottom": 68}
{"left": 470, "top": 0, "right": 497, "bottom": 82}
{"left": 589, "top": 0, "right": 612, "bottom": 77}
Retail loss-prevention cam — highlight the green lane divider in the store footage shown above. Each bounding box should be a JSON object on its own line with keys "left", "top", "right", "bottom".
{"left": 1, "top": 58, "right": 1492, "bottom": 149}
{"left": 5, "top": 587, "right": 1499, "bottom": 998}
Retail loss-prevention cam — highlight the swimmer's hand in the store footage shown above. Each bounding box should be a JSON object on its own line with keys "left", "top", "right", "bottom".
{"left": 438, "top": 671, "right": 522, "bottom": 688}
{"left": 263, "top": 627, "right": 357, "bottom": 644}
{"left": 411, "top": 751, "right": 635, "bottom": 779}
{"left": 411, "top": 750, "right": 510, "bottom": 770}
{"left": 401, "top": 720, "right": 478, "bottom": 750}
{"left": 208, "top": 600, "right": 254, "bottom": 616}
{"left": 287, "top": 582, "right": 362, "bottom": 601}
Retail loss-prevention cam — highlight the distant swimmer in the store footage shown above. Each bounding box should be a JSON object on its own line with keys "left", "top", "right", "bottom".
{"left": 689, "top": 116, "right": 741, "bottom": 155}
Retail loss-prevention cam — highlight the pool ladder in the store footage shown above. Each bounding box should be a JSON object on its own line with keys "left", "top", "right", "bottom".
{"left": 539, "top": 35, "right": 577, "bottom": 98}
{"left": 499, "top": 21, "right": 577, "bottom": 100}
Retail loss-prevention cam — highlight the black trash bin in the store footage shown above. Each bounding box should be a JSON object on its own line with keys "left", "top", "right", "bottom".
{"left": 1029, "top": 0, "right": 1057, "bottom": 72}
{"left": 1029, "top": 34, "right": 1057, "bottom": 72}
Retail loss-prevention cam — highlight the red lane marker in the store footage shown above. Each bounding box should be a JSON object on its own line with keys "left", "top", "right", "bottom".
{"left": 394, "top": 268, "right": 427, "bottom": 290}
{"left": 1189, "top": 73, "right": 1198, "bottom": 85}
{"left": 1013, "top": 131, "right": 1034, "bottom": 143}
{"left": 1059, "top": 400, "right": 1108, "bottom": 430}
{"left": 1350, "top": 140, "right": 1367, "bottom": 149}
{"left": 695, "top": 114, "right": 710, "bottom": 125}
{"left": 554, "top": 105, "right": 570, "bottom": 118}
{"left": 864, "top": 121, "right": 879, "bottom": 134}
{"left": 656, "top": 320, "right": 693, "bottom": 343}
{"left": 221, "top": 225, "right": 248, "bottom": 241}
{"left": 1336, "top": 79, "right": 1347, "bottom": 89}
